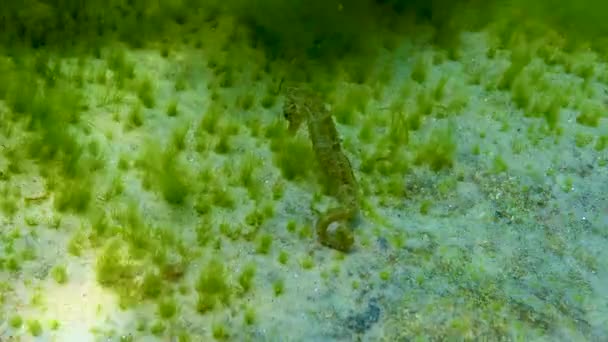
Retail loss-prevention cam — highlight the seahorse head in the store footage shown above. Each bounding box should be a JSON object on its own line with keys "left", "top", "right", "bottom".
{"left": 282, "top": 85, "right": 311, "bottom": 133}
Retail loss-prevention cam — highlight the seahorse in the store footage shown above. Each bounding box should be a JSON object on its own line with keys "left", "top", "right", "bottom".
{"left": 282, "top": 84, "right": 359, "bottom": 252}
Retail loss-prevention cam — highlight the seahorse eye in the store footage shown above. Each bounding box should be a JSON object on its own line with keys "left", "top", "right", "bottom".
{"left": 283, "top": 103, "right": 295, "bottom": 121}
{"left": 282, "top": 108, "right": 290, "bottom": 121}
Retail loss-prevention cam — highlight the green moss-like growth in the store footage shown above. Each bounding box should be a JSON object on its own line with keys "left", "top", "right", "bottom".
{"left": 150, "top": 321, "right": 166, "bottom": 336}
{"left": 106, "top": 49, "right": 136, "bottom": 88}
{"left": 237, "top": 263, "right": 256, "bottom": 294}
{"left": 238, "top": 153, "right": 263, "bottom": 199}
{"left": 212, "top": 322, "right": 230, "bottom": 340}
{"left": 498, "top": 45, "right": 531, "bottom": 90}
{"left": 195, "top": 259, "right": 231, "bottom": 313}
{"left": 137, "top": 77, "right": 156, "bottom": 108}
{"left": 0, "top": 184, "right": 19, "bottom": 218}
{"left": 260, "top": 86, "right": 278, "bottom": 109}
{"left": 210, "top": 184, "right": 236, "bottom": 209}
{"left": 127, "top": 105, "right": 144, "bottom": 129}
{"left": 218, "top": 66, "right": 235, "bottom": 88}
{"left": 273, "top": 278, "right": 285, "bottom": 296}
{"left": 542, "top": 97, "right": 561, "bottom": 130}
{"left": 51, "top": 265, "right": 68, "bottom": 284}
{"left": 67, "top": 231, "right": 86, "bottom": 256}
{"left": 170, "top": 123, "right": 189, "bottom": 151}
{"left": 300, "top": 255, "right": 315, "bottom": 270}
{"left": 265, "top": 118, "right": 289, "bottom": 142}
{"left": 157, "top": 297, "right": 178, "bottom": 319}
{"left": 433, "top": 75, "right": 449, "bottom": 101}
{"left": 214, "top": 134, "right": 232, "bottom": 154}
{"left": 415, "top": 90, "right": 434, "bottom": 117}
{"left": 492, "top": 155, "right": 509, "bottom": 173}
{"left": 95, "top": 239, "right": 157, "bottom": 307}
{"left": 278, "top": 250, "right": 289, "bottom": 265}
{"left": 411, "top": 54, "right": 431, "bottom": 83}
{"left": 9, "top": 315, "right": 22, "bottom": 328}
{"left": 237, "top": 93, "right": 255, "bottom": 110}
{"left": 575, "top": 132, "right": 593, "bottom": 148}
{"left": 298, "top": 224, "right": 313, "bottom": 240}
{"left": 142, "top": 272, "right": 163, "bottom": 299}
{"left": 199, "top": 103, "right": 222, "bottom": 135}
{"left": 576, "top": 100, "right": 602, "bottom": 127}
{"left": 166, "top": 99, "right": 179, "bottom": 117}
{"left": 379, "top": 269, "right": 391, "bottom": 281}
{"left": 6, "top": 64, "right": 98, "bottom": 218}
{"left": 595, "top": 135, "right": 608, "bottom": 151}
{"left": 244, "top": 307, "right": 256, "bottom": 325}
{"left": 420, "top": 199, "right": 432, "bottom": 215}
{"left": 414, "top": 124, "right": 456, "bottom": 171}
{"left": 138, "top": 141, "right": 190, "bottom": 205}
{"left": 96, "top": 240, "right": 132, "bottom": 286}
{"left": 175, "top": 75, "right": 188, "bottom": 92}
{"left": 27, "top": 319, "right": 43, "bottom": 337}
{"left": 333, "top": 86, "right": 369, "bottom": 125}
{"left": 273, "top": 137, "right": 315, "bottom": 180}
{"left": 49, "top": 320, "right": 60, "bottom": 330}
{"left": 54, "top": 177, "right": 93, "bottom": 213}
{"left": 255, "top": 234, "right": 273, "bottom": 255}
